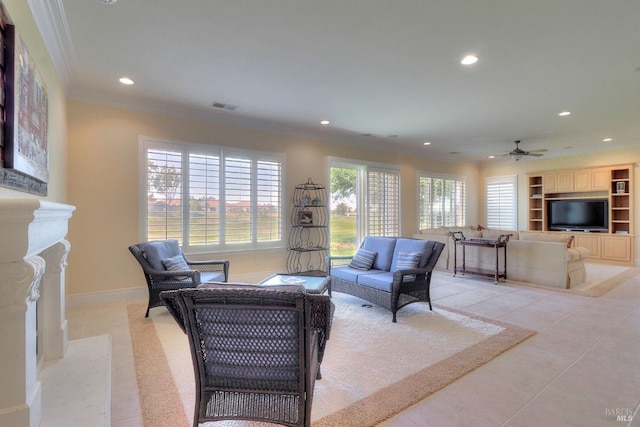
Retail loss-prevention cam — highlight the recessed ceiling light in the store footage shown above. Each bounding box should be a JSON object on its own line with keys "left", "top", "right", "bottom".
{"left": 96, "top": 0, "right": 117, "bottom": 4}
{"left": 320, "top": 120, "right": 330, "bottom": 125}
{"left": 119, "top": 77, "right": 134, "bottom": 85}
{"left": 488, "top": 155, "right": 495, "bottom": 159}
{"left": 423, "top": 142, "right": 431, "bottom": 146}
{"left": 603, "top": 138, "right": 613, "bottom": 142}
{"left": 461, "top": 55, "right": 478, "bottom": 65}
{"left": 558, "top": 111, "right": 571, "bottom": 116}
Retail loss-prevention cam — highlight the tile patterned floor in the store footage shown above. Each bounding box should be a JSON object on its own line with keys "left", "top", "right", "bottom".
{"left": 65, "top": 264, "right": 640, "bottom": 426}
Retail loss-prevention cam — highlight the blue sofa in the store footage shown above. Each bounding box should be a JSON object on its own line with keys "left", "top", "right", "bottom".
{"left": 326, "top": 237, "right": 445, "bottom": 322}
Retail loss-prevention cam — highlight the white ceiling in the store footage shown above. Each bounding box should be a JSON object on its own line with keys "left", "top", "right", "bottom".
{"left": 30, "top": 0, "right": 640, "bottom": 164}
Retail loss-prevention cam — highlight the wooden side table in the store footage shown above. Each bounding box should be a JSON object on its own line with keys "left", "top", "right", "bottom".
{"left": 450, "top": 231, "right": 511, "bottom": 284}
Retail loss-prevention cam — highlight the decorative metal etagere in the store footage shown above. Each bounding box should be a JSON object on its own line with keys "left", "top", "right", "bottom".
{"left": 287, "top": 178, "right": 329, "bottom": 275}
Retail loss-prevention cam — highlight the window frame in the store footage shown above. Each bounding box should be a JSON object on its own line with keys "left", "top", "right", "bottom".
{"left": 139, "top": 136, "right": 286, "bottom": 254}
{"left": 417, "top": 171, "right": 466, "bottom": 230}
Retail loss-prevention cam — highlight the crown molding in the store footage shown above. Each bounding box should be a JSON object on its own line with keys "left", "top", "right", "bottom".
{"left": 28, "top": 0, "right": 76, "bottom": 91}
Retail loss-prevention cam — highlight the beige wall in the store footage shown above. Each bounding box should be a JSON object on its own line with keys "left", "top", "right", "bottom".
{"left": 66, "top": 100, "right": 478, "bottom": 296}
{"left": 0, "top": 1, "right": 67, "bottom": 202}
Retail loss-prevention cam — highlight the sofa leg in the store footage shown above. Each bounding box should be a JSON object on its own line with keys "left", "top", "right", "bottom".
{"left": 392, "top": 312, "right": 397, "bottom": 322}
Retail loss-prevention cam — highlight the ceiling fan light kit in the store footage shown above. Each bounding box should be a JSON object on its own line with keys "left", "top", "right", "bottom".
{"left": 506, "top": 140, "right": 546, "bottom": 161}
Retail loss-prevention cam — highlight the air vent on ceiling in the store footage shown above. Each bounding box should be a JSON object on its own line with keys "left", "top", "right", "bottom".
{"left": 212, "top": 102, "right": 238, "bottom": 111}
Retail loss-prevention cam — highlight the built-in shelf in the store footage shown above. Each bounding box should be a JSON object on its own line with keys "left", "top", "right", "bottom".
{"left": 527, "top": 164, "right": 634, "bottom": 265}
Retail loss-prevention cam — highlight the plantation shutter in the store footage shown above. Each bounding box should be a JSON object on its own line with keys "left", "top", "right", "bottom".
{"left": 418, "top": 174, "right": 466, "bottom": 229}
{"left": 418, "top": 176, "right": 466, "bottom": 229}
{"left": 225, "top": 157, "right": 253, "bottom": 244}
{"left": 143, "top": 137, "right": 284, "bottom": 250}
{"left": 256, "top": 160, "right": 282, "bottom": 242}
{"left": 146, "top": 148, "right": 183, "bottom": 243}
{"left": 367, "top": 168, "right": 400, "bottom": 236}
{"left": 485, "top": 175, "right": 517, "bottom": 229}
{"left": 188, "top": 153, "right": 220, "bottom": 245}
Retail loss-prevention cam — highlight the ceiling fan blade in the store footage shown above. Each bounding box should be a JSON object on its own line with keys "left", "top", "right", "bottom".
{"left": 527, "top": 149, "right": 548, "bottom": 153}
{"left": 527, "top": 153, "right": 545, "bottom": 157}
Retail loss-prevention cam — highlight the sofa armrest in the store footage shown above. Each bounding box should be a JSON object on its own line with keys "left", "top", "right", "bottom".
{"left": 412, "top": 234, "right": 450, "bottom": 270}
{"left": 567, "top": 246, "right": 590, "bottom": 260}
{"left": 325, "top": 255, "right": 353, "bottom": 273}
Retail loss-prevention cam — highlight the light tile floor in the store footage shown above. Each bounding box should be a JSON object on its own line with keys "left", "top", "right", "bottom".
{"left": 65, "top": 264, "right": 640, "bottom": 427}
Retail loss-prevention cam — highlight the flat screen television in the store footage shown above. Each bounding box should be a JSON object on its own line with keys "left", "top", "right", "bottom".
{"left": 547, "top": 199, "right": 608, "bottom": 231}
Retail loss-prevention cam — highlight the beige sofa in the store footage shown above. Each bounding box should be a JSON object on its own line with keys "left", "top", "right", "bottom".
{"left": 413, "top": 226, "right": 590, "bottom": 289}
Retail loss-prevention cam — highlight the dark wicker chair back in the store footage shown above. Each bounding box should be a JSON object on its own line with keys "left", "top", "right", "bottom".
{"left": 160, "top": 287, "right": 332, "bottom": 427}
{"left": 128, "top": 240, "right": 229, "bottom": 317}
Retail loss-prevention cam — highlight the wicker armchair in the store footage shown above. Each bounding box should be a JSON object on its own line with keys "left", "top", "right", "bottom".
{"left": 128, "top": 240, "right": 229, "bottom": 317}
{"left": 160, "top": 287, "right": 333, "bottom": 427}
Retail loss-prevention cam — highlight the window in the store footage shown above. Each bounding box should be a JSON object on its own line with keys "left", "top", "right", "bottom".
{"left": 329, "top": 160, "right": 400, "bottom": 255}
{"left": 485, "top": 175, "right": 517, "bottom": 229}
{"left": 418, "top": 173, "right": 466, "bottom": 229}
{"left": 141, "top": 137, "right": 284, "bottom": 251}
{"left": 367, "top": 168, "right": 400, "bottom": 236}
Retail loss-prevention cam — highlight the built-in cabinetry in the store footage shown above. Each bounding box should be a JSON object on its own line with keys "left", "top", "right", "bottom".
{"left": 287, "top": 178, "right": 329, "bottom": 275}
{"left": 527, "top": 164, "right": 634, "bottom": 265}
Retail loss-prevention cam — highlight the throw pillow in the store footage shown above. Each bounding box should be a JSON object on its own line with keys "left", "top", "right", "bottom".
{"left": 393, "top": 251, "right": 421, "bottom": 271}
{"left": 348, "top": 248, "right": 378, "bottom": 270}
{"left": 162, "top": 255, "right": 190, "bottom": 272}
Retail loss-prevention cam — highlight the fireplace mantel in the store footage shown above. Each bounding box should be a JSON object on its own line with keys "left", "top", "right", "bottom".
{"left": 0, "top": 199, "right": 75, "bottom": 427}
{"left": 0, "top": 199, "right": 74, "bottom": 262}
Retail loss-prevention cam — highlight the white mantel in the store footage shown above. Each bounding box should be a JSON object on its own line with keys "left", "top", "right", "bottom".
{"left": 0, "top": 199, "right": 75, "bottom": 427}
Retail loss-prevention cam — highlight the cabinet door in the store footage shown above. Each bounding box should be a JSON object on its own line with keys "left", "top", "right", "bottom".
{"left": 591, "top": 168, "right": 610, "bottom": 191}
{"left": 556, "top": 172, "right": 574, "bottom": 192}
{"left": 574, "top": 234, "right": 601, "bottom": 259}
{"left": 573, "top": 170, "right": 591, "bottom": 192}
{"left": 601, "top": 235, "right": 632, "bottom": 263}
{"left": 543, "top": 173, "right": 557, "bottom": 193}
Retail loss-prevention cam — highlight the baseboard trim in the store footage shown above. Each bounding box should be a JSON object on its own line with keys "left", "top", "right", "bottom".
{"left": 66, "top": 287, "right": 147, "bottom": 309}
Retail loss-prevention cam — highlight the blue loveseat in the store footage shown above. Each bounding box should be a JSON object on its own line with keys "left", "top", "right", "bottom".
{"left": 326, "top": 237, "right": 445, "bottom": 322}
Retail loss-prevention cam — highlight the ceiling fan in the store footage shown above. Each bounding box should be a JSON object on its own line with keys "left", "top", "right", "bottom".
{"left": 503, "top": 140, "right": 547, "bottom": 161}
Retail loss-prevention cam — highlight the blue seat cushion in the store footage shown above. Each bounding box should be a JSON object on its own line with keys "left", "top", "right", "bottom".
{"left": 357, "top": 271, "right": 395, "bottom": 292}
{"left": 362, "top": 237, "right": 397, "bottom": 271}
{"left": 331, "top": 266, "right": 386, "bottom": 283}
{"left": 391, "top": 238, "right": 432, "bottom": 269}
{"left": 142, "top": 240, "right": 182, "bottom": 271}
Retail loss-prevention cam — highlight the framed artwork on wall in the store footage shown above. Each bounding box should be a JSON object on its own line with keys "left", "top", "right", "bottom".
{"left": 4, "top": 24, "right": 49, "bottom": 184}
{"left": 0, "top": 1, "right": 48, "bottom": 195}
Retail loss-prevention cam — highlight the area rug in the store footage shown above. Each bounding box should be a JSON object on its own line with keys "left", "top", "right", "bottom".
{"left": 128, "top": 293, "right": 535, "bottom": 426}
{"left": 504, "top": 264, "right": 640, "bottom": 298}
